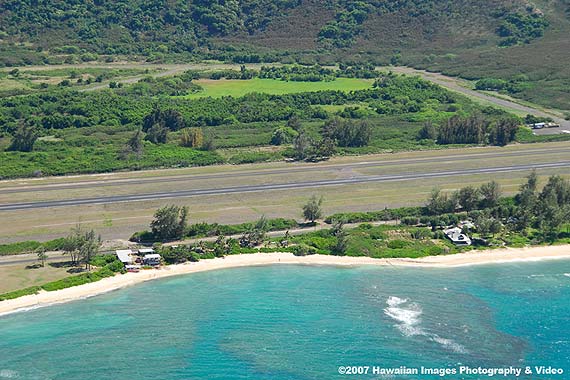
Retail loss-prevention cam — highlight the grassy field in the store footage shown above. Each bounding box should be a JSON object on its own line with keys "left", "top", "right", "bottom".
{"left": 186, "top": 78, "right": 374, "bottom": 98}
{"left": 0, "top": 260, "right": 74, "bottom": 294}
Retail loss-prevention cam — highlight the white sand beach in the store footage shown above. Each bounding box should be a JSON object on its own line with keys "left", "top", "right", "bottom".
{"left": 1, "top": 245, "right": 570, "bottom": 316}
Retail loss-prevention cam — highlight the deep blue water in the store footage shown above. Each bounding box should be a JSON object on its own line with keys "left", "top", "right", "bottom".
{"left": 1, "top": 261, "right": 569, "bottom": 380}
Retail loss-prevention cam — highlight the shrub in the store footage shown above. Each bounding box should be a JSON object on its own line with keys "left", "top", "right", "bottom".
{"left": 130, "top": 230, "right": 156, "bottom": 243}
{"left": 0, "top": 238, "right": 67, "bottom": 256}
{"left": 401, "top": 217, "right": 420, "bottom": 225}
{"left": 271, "top": 126, "right": 298, "bottom": 145}
{"left": 292, "top": 244, "right": 318, "bottom": 256}
{"left": 410, "top": 228, "right": 431, "bottom": 240}
{"left": 387, "top": 240, "right": 410, "bottom": 249}
{"left": 0, "top": 286, "right": 42, "bottom": 301}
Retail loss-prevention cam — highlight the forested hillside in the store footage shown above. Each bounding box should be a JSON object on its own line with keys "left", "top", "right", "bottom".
{"left": 1, "top": 0, "right": 569, "bottom": 109}
{"left": 0, "top": 0, "right": 550, "bottom": 56}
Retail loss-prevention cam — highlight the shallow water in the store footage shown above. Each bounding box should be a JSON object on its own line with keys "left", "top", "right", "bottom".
{"left": 1, "top": 261, "right": 569, "bottom": 379}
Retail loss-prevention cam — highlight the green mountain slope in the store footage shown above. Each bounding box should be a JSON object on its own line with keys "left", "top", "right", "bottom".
{"left": 1, "top": 0, "right": 569, "bottom": 109}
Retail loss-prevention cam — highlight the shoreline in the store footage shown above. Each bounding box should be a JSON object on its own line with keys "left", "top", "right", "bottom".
{"left": 2, "top": 245, "right": 570, "bottom": 316}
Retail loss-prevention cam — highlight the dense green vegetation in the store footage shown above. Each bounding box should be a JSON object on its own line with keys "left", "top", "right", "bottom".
{"left": 497, "top": 13, "right": 549, "bottom": 46}
{"left": 0, "top": 238, "right": 66, "bottom": 256}
{"left": 1, "top": 70, "right": 536, "bottom": 179}
{"left": 1, "top": 0, "right": 568, "bottom": 110}
{"left": 131, "top": 204, "right": 299, "bottom": 243}
{"left": 0, "top": 0, "right": 301, "bottom": 60}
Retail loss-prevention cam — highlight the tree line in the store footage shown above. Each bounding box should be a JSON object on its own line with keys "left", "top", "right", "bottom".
{"left": 426, "top": 172, "right": 570, "bottom": 243}
{"left": 418, "top": 114, "right": 520, "bottom": 146}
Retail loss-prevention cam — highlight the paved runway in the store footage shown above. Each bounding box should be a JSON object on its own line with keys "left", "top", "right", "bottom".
{"left": 2, "top": 146, "right": 569, "bottom": 195}
{"left": 1, "top": 161, "right": 569, "bottom": 212}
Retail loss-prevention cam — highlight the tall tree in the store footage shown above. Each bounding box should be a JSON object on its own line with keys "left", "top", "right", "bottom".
{"left": 330, "top": 219, "right": 348, "bottom": 255}
{"left": 121, "top": 129, "right": 144, "bottom": 159}
{"left": 293, "top": 131, "right": 313, "bottom": 160}
{"left": 417, "top": 121, "right": 437, "bottom": 140}
{"left": 9, "top": 122, "right": 39, "bottom": 152}
{"left": 150, "top": 205, "right": 189, "bottom": 241}
{"left": 36, "top": 246, "right": 48, "bottom": 267}
{"left": 489, "top": 118, "right": 519, "bottom": 146}
{"left": 426, "top": 188, "right": 455, "bottom": 215}
{"left": 513, "top": 171, "right": 539, "bottom": 232}
{"left": 322, "top": 117, "right": 371, "bottom": 147}
{"left": 437, "top": 114, "right": 487, "bottom": 145}
{"left": 145, "top": 123, "right": 169, "bottom": 144}
{"left": 62, "top": 226, "right": 82, "bottom": 266}
{"left": 480, "top": 181, "right": 501, "bottom": 208}
{"left": 303, "top": 195, "right": 323, "bottom": 223}
{"left": 286, "top": 115, "right": 302, "bottom": 131}
{"left": 456, "top": 186, "right": 480, "bottom": 211}
{"left": 143, "top": 108, "right": 185, "bottom": 132}
{"left": 80, "top": 229, "right": 101, "bottom": 271}
{"left": 61, "top": 225, "right": 100, "bottom": 268}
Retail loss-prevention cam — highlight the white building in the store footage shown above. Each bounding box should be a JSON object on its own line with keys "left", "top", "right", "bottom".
{"left": 116, "top": 249, "right": 134, "bottom": 264}
{"left": 143, "top": 253, "right": 161, "bottom": 266}
{"left": 443, "top": 227, "right": 472, "bottom": 246}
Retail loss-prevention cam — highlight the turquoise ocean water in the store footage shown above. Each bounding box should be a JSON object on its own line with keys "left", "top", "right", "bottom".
{"left": 1, "top": 260, "right": 569, "bottom": 379}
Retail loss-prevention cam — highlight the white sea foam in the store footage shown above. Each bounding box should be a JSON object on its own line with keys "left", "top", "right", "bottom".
{"left": 384, "top": 296, "right": 468, "bottom": 354}
{"left": 564, "top": 273, "right": 570, "bottom": 277}
{"left": 386, "top": 296, "right": 408, "bottom": 307}
{"left": 0, "top": 369, "right": 19, "bottom": 379}
{"left": 384, "top": 297, "right": 423, "bottom": 336}
{"left": 431, "top": 336, "right": 468, "bottom": 354}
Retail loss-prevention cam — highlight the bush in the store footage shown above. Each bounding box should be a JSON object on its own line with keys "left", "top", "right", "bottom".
{"left": 130, "top": 230, "right": 156, "bottom": 243}
{"left": 401, "top": 217, "right": 420, "bottom": 225}
{"left": 292, "top": 244, "right": 318, "bottom": 256}
{"left": 0, "top": 238, "right": 66, "bottom": 256}
{"left": 325, "top": 207, "right": 425, "bottom": 224}
{"left": 433, "top": 230, "right": 446, "bottom": 239}
{"left": 271, "top": 126, "right": 298, "bottom": 145}
{"left": 387, "top": 240, "right": 410, "bottom": 249}
{"left": 0, "top": 241, "right": 41, "bottom": 255}
{"left": 410, "top": 228, "right": 431, "bottom": 240}
{"left": 0, "top": 286, "right": 42, "bottom": 301}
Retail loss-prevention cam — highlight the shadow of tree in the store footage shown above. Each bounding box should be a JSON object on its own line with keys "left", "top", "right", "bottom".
{"left": 48, "top": 261, "right": 75, "bottom": 268}
{"left": 67, "top": 267, "right": 86, "bottom": 274}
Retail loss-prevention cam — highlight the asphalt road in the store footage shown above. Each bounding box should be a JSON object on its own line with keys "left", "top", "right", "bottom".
{"left": 1, "top": 161, "right": 569, "bottom": 212}
{"left": 0, "top": 253, "right": 67, "bottom": 267}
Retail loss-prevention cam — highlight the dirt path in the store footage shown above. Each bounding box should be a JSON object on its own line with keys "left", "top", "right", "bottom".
{"left": 388, "top": 66, "right": 570, "bottom": 131}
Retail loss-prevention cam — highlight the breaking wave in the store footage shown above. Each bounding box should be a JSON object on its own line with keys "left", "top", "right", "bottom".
{"left": 384, "top": 296, "right": 468, "bottom": 354}
{"left": 0, "top": 370, "right": 19, "bottom": 379}
{"left": 384, "top": 296, "right": 423, "bottom": 336}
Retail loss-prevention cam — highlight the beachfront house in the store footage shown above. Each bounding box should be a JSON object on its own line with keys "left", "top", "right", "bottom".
{"left": 116, "top": 249, "right": 134, "bottom": 265}
{"left": 143, "top": 253, "right": 162, "bottom": 266}
{"left": 443, "top": 227, "right": 472, "bottom": 246}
